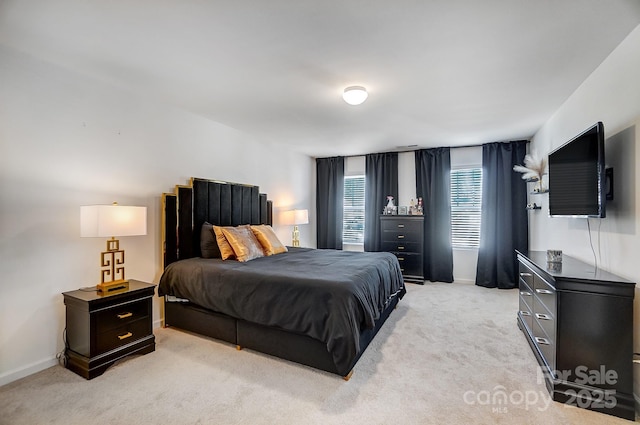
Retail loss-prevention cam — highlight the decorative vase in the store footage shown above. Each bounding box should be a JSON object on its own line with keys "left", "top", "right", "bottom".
{"left": 385, "top": 196, "right": 395, "bottom": 215}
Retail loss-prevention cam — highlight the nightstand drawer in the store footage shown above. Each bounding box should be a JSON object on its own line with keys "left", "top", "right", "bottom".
{"left": 96, "top": 318, "right": 151, "bottom": 354}
{"left": 96, "top": 299, "right": 150, "bottom": 333}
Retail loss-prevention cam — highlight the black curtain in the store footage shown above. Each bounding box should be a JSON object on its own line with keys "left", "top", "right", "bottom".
{"left": 316, "top": 156, "right": 345, "bottom": 249}
{"left": 475, "top": 141, "right": 529, "bottom": 289}
{"left": 364, "top": 152, "right": 398, "bottom": 252}
{"left": 415, "top": 147, "right": 454, "bottom": 283}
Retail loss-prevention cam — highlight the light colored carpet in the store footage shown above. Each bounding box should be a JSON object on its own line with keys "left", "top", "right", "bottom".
{"left": 0, "top": 282, "right": 636, "bottom": 425}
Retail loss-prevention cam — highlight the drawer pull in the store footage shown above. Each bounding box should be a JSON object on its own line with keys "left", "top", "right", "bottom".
{"left": 118, "top": 332, "right": 133, "bottom": 340}
{"left": 535, "top": 313, "right": 552, "bottom": 321}
{"left": 397, "top": 224, "right": 405, "bottom": 228}
{"left": 397, "top": 235, "right": 405, "bottom": 239}
{"left": 520, "top": 291, "right": 532, "bottom": 297}
{"left": 535, "top": 337, "right": 550, "bottom": 345}
{"left": 535, "top": 289, "right": 553, "bottom": 295}
{"left": 397, "top": 257, "right": 405, "bottom": 261}
{"left": 520, "top": 272, "right": 532, "bottom": 277}
{"left": 520, "top": 311, "right": 531, "bottom": 317}
{"left": 117, "top": 312, "right": 133, "bottom": 319}
{"left": 397, "top": 246, "right": 405, "bottom": 250}
{"left": 400, "top": 268, "right": 405, "bottom": 272}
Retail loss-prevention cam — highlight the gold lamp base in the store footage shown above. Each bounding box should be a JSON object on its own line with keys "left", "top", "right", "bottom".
{"left": 96, "top": 236, "right": 130, "bottom": 295}
{"left": 291, "top": 225, "right": 300, "bottom": 247}
{"left": 97, "top": 279, "right": 129, "bottom": 294}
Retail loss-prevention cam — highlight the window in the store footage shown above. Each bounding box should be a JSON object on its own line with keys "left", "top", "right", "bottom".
{"left": 450, "top": 168, "right": 482, "bottom": 249}
{"left": 343, "top": 176, "right": 365, "bottom": 244}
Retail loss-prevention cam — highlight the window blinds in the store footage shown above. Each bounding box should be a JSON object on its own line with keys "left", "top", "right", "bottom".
{"left": 450, "top": 168, "right": 482, "bottom": 248}
{"left": 343, "top": 176, "right": 365, "bottom": 244}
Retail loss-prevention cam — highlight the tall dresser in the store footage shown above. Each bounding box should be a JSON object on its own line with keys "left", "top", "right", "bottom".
{"left": 380, "top": 215, "right": 424, "bottom": 283}
{"left": 516, "top": 250, "right": 635, "bottom": 421}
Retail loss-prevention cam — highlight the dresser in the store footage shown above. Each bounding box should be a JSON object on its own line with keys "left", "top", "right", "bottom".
{"left": 63, "top": 280, "right": 156, "bottom": 379}
{"left": 516, "top": 251, "right": 635, "bottom": 421}
{"left": 380, "top": 215, "right": 424, "bottom": 283}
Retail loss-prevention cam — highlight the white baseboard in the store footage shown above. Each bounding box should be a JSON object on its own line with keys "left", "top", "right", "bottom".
{"left": 2, "top": 321, "right": 165, "bottom": 388}
{"left": 0, "top": 357, "right": 58, "bottom": 388}
{"left": 453, "top": 278, "right": 476, "bottom": 285}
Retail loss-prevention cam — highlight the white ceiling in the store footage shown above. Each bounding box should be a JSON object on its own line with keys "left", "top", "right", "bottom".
{"left": 2, "top": 0, "right": 640, "bottom": 157}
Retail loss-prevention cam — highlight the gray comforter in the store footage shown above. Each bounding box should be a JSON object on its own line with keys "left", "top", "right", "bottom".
{"left": 158, "top": 247, "right": 405, "bottom": 373}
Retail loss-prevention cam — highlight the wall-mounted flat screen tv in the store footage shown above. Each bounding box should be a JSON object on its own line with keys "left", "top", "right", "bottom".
{"left": 548, "top": 122, "right": 605, "bottom": 218}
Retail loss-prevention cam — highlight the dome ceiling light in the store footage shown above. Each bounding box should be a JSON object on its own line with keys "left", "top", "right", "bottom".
{"left": 342, "top": 86, "right": 368, "bottom": 105}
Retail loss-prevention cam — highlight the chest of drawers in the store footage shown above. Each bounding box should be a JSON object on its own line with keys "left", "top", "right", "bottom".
{"left": 63, "top": 280, "right": 156, "bottom": 379}
{"left": 380, "top": 215, "right": 424, "bottom": 283}
{"left": 516, "top": 251, "right": 635, "bottom": 421}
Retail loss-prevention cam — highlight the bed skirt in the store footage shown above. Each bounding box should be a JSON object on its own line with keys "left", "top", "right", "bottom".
{"left": 163, "top": 293, "right": 400, "bottom": 378}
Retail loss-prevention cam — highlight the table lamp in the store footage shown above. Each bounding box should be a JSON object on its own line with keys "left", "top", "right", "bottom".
{"left": 282, "top": 209, "right": 309, "bottom": 247}
{"left": 80, "top": 202, "right": 147, "bottom": 294}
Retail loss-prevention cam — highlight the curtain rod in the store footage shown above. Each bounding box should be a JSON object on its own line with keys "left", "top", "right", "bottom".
{"left": 322, "top": 140, "right": 530, "bottom": 159}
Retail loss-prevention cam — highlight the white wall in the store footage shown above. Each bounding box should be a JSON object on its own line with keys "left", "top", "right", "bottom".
{"left": 529, "top": 24, "right": 640, "bottom": 405}
{"left": 0, "top": 46, "right": 313, "bottom": 385}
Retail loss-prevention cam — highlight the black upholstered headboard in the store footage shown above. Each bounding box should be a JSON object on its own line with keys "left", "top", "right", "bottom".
{"left": 162, "top": 177, "right": 272, "bottom": 268}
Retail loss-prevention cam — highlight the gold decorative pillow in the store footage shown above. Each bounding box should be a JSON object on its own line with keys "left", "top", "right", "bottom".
{"left": 221, "top": 225, "right": 265, "bottom": 262}
{"left": 212, "top": 225, "right": 236, "bottom": 260}
{"left": 251, "top": 225, "right": 288, "bottom": 256}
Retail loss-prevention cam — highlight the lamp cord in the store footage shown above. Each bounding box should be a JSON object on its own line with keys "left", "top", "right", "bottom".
{"left": 56, "top": 328, "right": 68, "bottom": 367}
{"left": 587, "top": 219, "right": 597, "bottom": 270}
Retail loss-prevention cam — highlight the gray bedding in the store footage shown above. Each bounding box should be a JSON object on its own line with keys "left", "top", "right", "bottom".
{"left": 158, "top": 247, "right": 405, "bottom": 373}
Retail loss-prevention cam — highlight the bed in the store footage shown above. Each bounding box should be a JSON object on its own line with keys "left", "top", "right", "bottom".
{"left": 159, "top": 177, "right": 405, "bottom": 379}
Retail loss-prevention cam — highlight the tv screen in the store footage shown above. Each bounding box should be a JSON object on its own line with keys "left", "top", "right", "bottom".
{"left": 548, "top": 122, "right": 605, "bottom": 218}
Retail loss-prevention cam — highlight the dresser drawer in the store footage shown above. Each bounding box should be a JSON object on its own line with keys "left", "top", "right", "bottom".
{"left": 393, "top": 252, "right": 422, "bottom": 276}
{"left": 534, "top": 308, "right": 555, "bottom": 344}
{"left": 380, "top": 241, "right": 422, "bottom": 253}
{"left": 519, "top": 286, "right": 533, "bottom": 331}
{"left": 380, "top": 218, "right": 423, "bottom": 234}
{"left": 96, "top": 318, "right": 151, "bottom": 354}
{"left": 381, "top": 230, "right": 422, "bottom": 244}
{"left": 519, "top": 263, "right": 534, "bottom": 289}
{"left": 532, "top": 318, "right": 556, "bottom": 373}
{"left": 533, "top": 276, "right": 556, "bottom": 316}
{"left": 95, "top": 299, "right": 150, "bottom": 333}
{"left": 518, "top": 306, "right": 533, "bottom": 332}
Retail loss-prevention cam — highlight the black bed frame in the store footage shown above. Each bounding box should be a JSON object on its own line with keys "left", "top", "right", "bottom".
{"left": 161, "top": 177, "right": 400, "bottom": 379}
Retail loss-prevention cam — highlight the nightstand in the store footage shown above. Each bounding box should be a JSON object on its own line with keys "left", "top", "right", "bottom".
{"left": 62, "top": 280, "right": 156, "bottom": 379}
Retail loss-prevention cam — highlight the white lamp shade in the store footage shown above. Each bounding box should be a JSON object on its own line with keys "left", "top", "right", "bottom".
{"left": 281, "top": 209, "right": 309, "bottom": 226}
{"left": 81, "top": 205, "right": 147, "bottom": 237}
{"left": 343, "top": 86, "right": 368, "bottom": 105}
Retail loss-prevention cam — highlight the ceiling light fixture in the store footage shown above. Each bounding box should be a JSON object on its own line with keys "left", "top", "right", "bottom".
{"left": 342, "top": 86, "right": 368, "bottom": 105}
